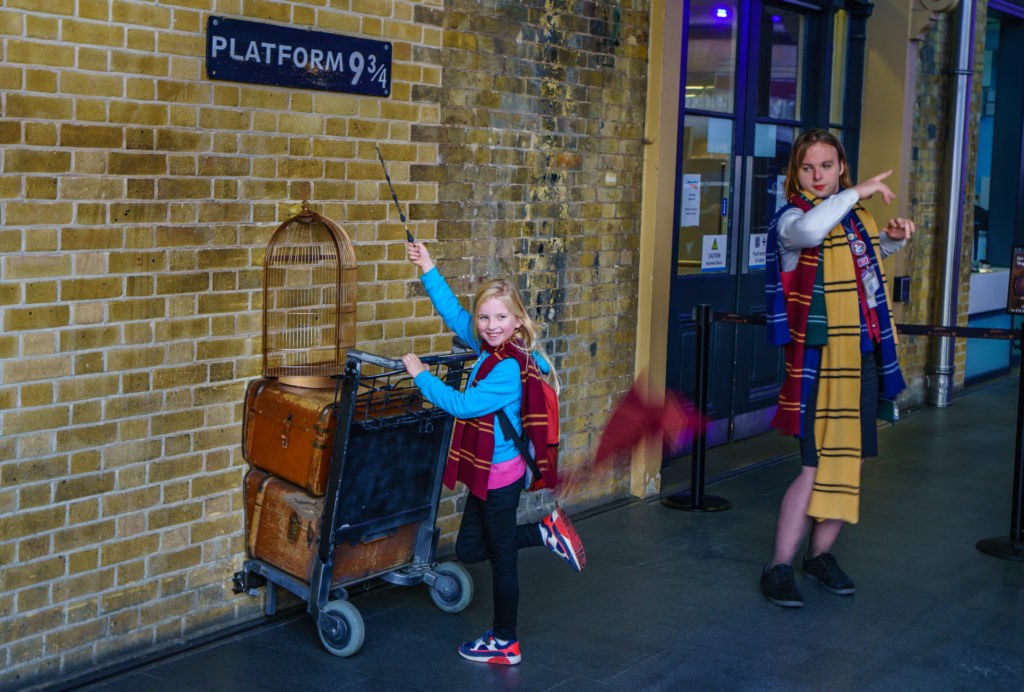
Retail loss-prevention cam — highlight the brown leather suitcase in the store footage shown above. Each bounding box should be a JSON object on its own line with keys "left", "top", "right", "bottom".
{"left": 243, "top": 380, "right": 338, "bottom": 495}
{"left": 242, "top": 378, "right": 423, "bottom": 496}
{"left": 244, "top": 467, "right": 418, "bottom": 586}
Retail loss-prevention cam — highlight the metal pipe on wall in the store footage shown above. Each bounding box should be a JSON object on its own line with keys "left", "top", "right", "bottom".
{"left": 927, "top": 0, "right": 977, "bottom": 407}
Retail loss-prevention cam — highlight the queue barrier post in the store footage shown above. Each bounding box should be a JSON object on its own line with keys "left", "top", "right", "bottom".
{"left": 662, "top": 303, "right": 731, "bottom": 512}
{"left": 976, "top": 321, "right": 1024, "bottom": 560}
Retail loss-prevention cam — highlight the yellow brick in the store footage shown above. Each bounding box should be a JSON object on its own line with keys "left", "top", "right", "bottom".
{"left": 45, "top": 618, "right": 107, "bottom": 655}
{"left": 19, "top": 382, "right": 54, "bottom": 408}
{"left": 147, "top": 546, "right": 202, "bottom": 576}
{"left": 1, "top": 456, "right": 67, "bottom": 489}
{"left": 102, "top": 393, "right": 163, "bottom": 420}
{"left": 3, "top": 605, "right": 65, "bottom": 643}
{"left": 109, "top": 100, "right": 166, "bottom": 126}
{"left": 16, "top": 584, "right": 52, "bottom": 612}
{"left": 59, "top": 277, "right": 123, "bottom": 302}
{"left": 59, "top": 327, "right": 119, "bottom": 354}
{"left": 113, "top": 0, "right": 171, "bottom": 27}
{"left": 60, "top": 124, "right": 124, "bottom": 149}
{"left": 79, "top": 0, "right": 109, "bottom": 20}
{"left": 192, "top": 425, "right": 236, "bottom": 452}
{"left": 6, "top": 39, "right": 75, "bottom": 68}
{"left": 55, "top": 421, "right": 118, "bottom": 453}
{"left": 24, "top": 281, "right": 58, "bottom": 303}
{"left": 67, "top": 549, "right": 99, "bottom": 575}
{"left": 3, "top": 355, "right": 72, "bottom": 386}
{"left": 62, "top": 18, "right": 124, "bottom": 47}
{"left": 197, "top": 291, "right": 248, "bottom": 314}
{"left": 108, "top": 152, "right": 167, "bottom": 176}
{"left": 100, "top": 535, "right": 161, "bottom": 569}
{"left": 5, "top": 201, "right": 74, "bottom": 227}
{"left": 18, "top": 482, "right": 54, "bottom": 509}
{"left": 51, "top": 575, "right": 113, "bottom": 615}
{"left": 2, "top": 251, "right": 74, "bottom": 283}
{"left": 108, "top": 298, "right": 166, "bottom": 322}
{"left": 59, "top": 227, "right": 122, "bottom": 252}
{"left": 147, "top": 499, "right": 203, "bottom": 532}
{"left": 198, "top": 107, "right": 249, "bottom": 131}
{"left": 18, "top": 534, "right": 52, "bottom": 562}
{"left": 1, "top": 554, "right": 65, "bottom": 590}
{"left": 25, "top": 177, "right": 58, "bottom": 199}
{"left": 52, "top": 517, "right": 115, "bottom": 554}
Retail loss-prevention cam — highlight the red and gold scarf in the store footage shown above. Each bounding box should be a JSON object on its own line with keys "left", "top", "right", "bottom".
{"left": 442, "top": 338, "right": 548, "bottom": 500}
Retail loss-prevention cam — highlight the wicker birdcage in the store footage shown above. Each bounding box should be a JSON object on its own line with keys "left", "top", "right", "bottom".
{"left": 262, "top": 203, "right": 356, "bottom": 387}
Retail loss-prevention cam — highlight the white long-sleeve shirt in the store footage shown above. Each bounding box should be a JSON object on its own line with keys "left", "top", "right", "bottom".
{"left": 776, "top": 188, "right": 905, "bottom": 271}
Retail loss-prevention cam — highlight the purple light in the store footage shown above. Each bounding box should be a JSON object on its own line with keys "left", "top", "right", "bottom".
{"left": 772, "top": 14, "right": 781, "bottom": 23}
{"left": 714, "top": 7, "right": 730, "bottom": 20}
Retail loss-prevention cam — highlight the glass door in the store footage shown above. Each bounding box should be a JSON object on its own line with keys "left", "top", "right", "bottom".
{"left": 668, "top": 0, "right": 868, "bottom": 450}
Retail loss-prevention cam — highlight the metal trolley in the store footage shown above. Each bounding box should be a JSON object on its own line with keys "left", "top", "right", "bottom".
{"left": 233, "top": 348, "right": 476, "bottom": 656}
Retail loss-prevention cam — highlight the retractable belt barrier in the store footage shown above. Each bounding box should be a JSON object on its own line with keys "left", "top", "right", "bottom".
{"left": 663, "top": 305, "right": 1024, "bottom": 561}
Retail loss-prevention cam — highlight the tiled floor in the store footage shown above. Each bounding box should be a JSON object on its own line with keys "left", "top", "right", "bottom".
{"left": 64, "top": 375, "right": 1024, "bottom": 691}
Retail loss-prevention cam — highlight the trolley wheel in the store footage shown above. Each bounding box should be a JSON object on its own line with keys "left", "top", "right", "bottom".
{"left": 317, "top": 599, "right": 365, "bottom": 657}
{"left": 429, "top": 561, "right": 473, "bottom": 613}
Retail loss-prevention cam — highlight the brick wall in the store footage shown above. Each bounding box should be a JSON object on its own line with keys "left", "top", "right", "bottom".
{"left": 0, "top": 0, "right": 650, "bottom": 686}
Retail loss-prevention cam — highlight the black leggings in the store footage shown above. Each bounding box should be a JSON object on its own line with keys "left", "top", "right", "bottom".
{"left": 455, "top": 476, "right": 543, "bottom": 641}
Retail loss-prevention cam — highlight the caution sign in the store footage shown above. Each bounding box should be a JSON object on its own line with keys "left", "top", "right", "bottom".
{"left": 701, "top": 234, "right": 727, "bottom": 272}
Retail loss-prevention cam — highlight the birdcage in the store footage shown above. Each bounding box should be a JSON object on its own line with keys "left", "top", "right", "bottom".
{"left": 263, "top": 203, "right": 357, "bottom": 387}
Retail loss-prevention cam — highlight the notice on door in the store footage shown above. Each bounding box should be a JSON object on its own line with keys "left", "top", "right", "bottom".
{"left": 682, "top": 174, "right": 701, "bottom": 227}
{"left": 748, "top": 233, "right": 767, "bottom": 269}
{"left": 702, "top": 235, "right": 727, "bottom": 272}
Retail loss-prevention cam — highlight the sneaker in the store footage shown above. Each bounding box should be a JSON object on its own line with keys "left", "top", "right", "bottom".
{"left": 458, "top": 630, "right": 521, "bottom": 665}
{"left": 540, "top": 506, "right": 586, "bottom": 572}
{"left": 760, "top": 563, "right": 805, "bottom": 607}
{"left": 803, "top": 552, "right": 856, "bottom": 595}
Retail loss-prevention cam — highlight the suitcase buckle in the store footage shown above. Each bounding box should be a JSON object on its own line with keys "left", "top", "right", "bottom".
{"left": 280, "top": 413, "right": 292, "bottom": 448}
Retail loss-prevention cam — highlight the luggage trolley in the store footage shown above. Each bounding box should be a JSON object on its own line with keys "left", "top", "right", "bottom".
{"left": 233, "top": 348, "right": 476, "bottom": 656}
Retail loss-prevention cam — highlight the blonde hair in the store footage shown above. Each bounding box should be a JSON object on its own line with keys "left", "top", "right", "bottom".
{"left": 473, "top": 278, "right": 560, "bottom": 393}
{"left": 784, "top": 129, "right": 855, "bottom": 200}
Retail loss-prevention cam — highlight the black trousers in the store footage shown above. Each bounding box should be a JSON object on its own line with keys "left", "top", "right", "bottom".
{"left": 455, "top": 476, "right": 543, "bottom": 641}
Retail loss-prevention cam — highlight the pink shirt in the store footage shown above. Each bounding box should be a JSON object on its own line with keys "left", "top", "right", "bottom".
{"left": 487, "top": 454, "right": 526, "bottom": 490}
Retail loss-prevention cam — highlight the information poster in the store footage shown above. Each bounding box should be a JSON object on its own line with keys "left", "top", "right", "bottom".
{"left": 1007, "top": 245, "right": 1024, "bottom": 314}
{"left": 748, "top": 233, "right": 767, "bottom": 269}
{"left": 682, "top": 174, "right": 701, "bottom": 227}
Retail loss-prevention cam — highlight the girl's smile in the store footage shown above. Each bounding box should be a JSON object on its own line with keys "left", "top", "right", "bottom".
{"left": 477, "top": 297, "right": 522, "bottom": 348}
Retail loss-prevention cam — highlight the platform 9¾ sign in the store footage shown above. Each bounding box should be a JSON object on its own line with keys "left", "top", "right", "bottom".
{"left": 206, "top": 16, "right": 392, "bottom": 97}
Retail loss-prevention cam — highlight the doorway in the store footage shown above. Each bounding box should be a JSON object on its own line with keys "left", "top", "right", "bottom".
{"left": 667, "top": 0, "right": 872, "bottom": 450}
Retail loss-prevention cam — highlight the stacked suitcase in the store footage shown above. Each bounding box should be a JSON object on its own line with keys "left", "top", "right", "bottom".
{"left": 234, "top": 350, "right": 477, "bottom": 656}
{"left": 241, "top": 378, "right": 423, "bottom": 587}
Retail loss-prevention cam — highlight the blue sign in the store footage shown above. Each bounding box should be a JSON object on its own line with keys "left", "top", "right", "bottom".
{"left": 206, "top": 16, "right": 391, "bottom": 97}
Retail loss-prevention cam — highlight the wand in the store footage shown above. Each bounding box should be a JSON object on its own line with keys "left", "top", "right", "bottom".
{"left": 374, "top": 143, "right": 415, "bottom": 242}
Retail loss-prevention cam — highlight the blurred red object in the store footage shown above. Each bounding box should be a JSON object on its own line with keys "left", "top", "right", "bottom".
{"left": 593, "top": 380, "right": 702, "bottom": 467}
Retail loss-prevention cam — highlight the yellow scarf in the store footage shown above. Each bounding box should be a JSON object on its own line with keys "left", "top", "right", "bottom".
{"left": 804, "top": 204, "right": 888, "bottom": 524}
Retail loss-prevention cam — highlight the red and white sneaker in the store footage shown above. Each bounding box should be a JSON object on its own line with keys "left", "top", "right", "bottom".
{"left": 541, "top": 506, "right": 586, "bottom": 572}
{"left": 458, "top": 631, "right": 521, "bottom": 665}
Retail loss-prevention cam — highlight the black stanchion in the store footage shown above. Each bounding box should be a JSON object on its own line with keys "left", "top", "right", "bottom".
{"left": 662, "top": 303, "right": 731, "bottom": 512}
{"left": 976, "top": 322, "right": 1024, "bottom": 560}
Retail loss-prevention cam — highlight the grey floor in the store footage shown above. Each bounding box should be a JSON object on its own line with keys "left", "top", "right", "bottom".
{"left": 64, "top": 375, "right": 1024, "bottom": 691}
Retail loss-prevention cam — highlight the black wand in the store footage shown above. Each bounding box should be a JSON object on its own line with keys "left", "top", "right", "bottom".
{"left": 375, "top": 143, "right": 415, "bottom": 242}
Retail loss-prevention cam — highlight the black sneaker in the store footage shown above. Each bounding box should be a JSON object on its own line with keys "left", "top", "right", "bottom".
{"left": 802, "top": 552, "right": 856, "bottom": 595}
{"left": 760, "top": 563, "right": 804, "bottom": 607}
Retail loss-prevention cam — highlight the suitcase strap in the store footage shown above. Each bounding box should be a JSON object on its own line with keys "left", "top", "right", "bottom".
{"left": 247, "top": 473, "right": 274, "bottom": 556}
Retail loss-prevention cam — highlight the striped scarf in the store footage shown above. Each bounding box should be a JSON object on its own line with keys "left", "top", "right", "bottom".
{"left": 765, "top": 191, "right": 905, "bottom": 523}
{"left": 442, "top": 338, "right": 548, "bottom": 501}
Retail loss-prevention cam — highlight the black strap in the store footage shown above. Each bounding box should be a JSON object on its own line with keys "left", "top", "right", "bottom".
{"left": 495, "top": 410, "right": 542, "bottom": 482}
